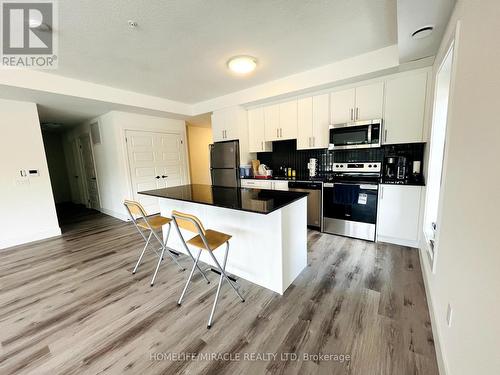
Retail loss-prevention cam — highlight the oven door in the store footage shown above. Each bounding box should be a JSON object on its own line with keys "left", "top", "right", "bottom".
{"left": 329, "top": 122, "right": 381, "bottom": 150}
{"left": 323, "top": 182, "right": 378, "bottom": 241}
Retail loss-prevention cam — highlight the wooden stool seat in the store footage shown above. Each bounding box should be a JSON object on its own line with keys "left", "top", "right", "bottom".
{"left": 137, "top": 215, "right": 171, "bottom": 230}
{"left": 187, "top": 229, "right": 232, "bottom": 251}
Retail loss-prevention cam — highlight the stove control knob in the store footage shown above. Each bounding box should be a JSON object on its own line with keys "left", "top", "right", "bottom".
{"left": 368, "top": 164, "right": 372, "bottom": 168}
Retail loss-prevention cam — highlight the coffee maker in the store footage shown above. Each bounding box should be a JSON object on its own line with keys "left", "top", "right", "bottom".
{"left": 383, "top": 156, "right": 409, "bottom": 184}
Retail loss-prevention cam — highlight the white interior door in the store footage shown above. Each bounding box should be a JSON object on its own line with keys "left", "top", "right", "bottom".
{"left": 126, "top": 130, "right": 185, "bottom": 215}
{"left": 79, "top": 134, "right": 100, "bottom": 209}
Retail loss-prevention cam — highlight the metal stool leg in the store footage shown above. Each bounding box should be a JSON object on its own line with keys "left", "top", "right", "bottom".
{"left": 173, "top": 222, "right": 210, "bottom": 284}
{"left": 207, "top": 241, "right": 245, "bottom": 328}
{"left": 208, "top": 242, "right": 245, "bottom": 302}
{"left": 150, "top": 223, "right": 185, "bottom": 286}
{"left": 178, "top": 248, "right": 202, "bottom": 305}
{"left": 133, "top": 231, "right": 152, "bottom": 274}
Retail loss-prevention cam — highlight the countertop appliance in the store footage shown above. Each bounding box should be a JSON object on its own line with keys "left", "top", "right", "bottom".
{"left": 210, "top": 140, "right": 240, "bottom": 187}
{"left": 288, "top": 181, "right": 323, "bottom": 230}
{"left": 323, "top": 162, "right": 381, "bottom": 241}
{"left": 329, "top": 119, "right": 382, "bottom": 150}
{"left": 307, "top": 158, "right": 318, "bottom": 177}
{"left": 382, "top": 155, "right": 424, "bottom": 185}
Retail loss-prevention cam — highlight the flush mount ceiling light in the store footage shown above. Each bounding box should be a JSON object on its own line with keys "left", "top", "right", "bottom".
{"left": 411, "top": 25, "right": 434, "bottom": 40}
{"left": 128, "top": 20, "right": 138, "bottom": 29}
{"left": 227, "top": 56, "right": 257, "bottom": 74}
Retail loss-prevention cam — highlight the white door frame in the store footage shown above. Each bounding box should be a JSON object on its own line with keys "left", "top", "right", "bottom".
{"left": 123, "top": 128, "right": 189, "bottom": 205}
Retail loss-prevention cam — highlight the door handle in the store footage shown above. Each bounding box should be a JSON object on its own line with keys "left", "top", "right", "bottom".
{"left": 91, "top": 177, "right": 96, "bottom": 180}
{"left": 161, "top": 175, "right": 168, "bottom": 179}
{"left": 155, "top": 176, "right": 160, "bottom": 179}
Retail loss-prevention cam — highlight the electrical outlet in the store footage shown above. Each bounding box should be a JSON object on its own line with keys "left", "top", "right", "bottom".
{"left": 446, "top": 303, "right": 453, "bottom": 327}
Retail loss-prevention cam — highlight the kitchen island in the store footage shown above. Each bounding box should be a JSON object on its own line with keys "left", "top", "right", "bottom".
{"left": 139, "top": 184, "right": 308, "bottom": 294}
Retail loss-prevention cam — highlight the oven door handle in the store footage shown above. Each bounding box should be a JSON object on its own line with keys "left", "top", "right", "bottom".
{"left": 332, "top": 182, "right": 378, "bottom": 190}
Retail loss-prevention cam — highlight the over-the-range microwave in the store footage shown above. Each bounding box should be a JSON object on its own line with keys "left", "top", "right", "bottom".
{"left": 329, "top": 119, "right": 382, "bottom": 150}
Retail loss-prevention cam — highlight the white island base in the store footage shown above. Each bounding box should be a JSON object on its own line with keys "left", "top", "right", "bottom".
{"left": 159, "top": 196, "right": 307, "bottom": 294}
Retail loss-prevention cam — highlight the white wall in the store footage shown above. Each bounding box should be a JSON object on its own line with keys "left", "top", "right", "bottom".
{"left": 0, "top": 99, "right": 60, "bottom": 249}
{"left": 66, "top": 111, "right": 189, "bottom": 220}
{"left": 419, "top": 1, "right": 500, "bottom": 374}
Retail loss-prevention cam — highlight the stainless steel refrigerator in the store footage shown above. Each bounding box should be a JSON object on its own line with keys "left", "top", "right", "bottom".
{"left": 210, "top": 140, "right": 240, "bottom": 187}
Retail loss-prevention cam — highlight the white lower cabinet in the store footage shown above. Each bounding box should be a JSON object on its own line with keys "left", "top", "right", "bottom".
{"left": 272, "top": 181, "right": 289, "bottom": 191}
{"left": 241, "top": 179, "right": 289, "bottom": 191}
{"left": 376, "top": 185, "right": 422, "bottom": 248}
{"left": 241, "top": 179, "right": 273, "bottom": 189}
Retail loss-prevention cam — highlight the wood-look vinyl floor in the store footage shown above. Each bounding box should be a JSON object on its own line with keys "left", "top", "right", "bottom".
{"left": 0, "top": 207, "right": 438, "bottom": 375}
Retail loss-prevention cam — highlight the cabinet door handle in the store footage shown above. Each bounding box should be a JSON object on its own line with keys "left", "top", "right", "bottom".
{"left": 261, "top": 141, "right": 263, "bottom": 150}
{"left": 276, "top": 128, "right": 279, "bottom": 138}
{"left": 380, "top": 186, "right": 384, "bottom": 199}
{"left": 350, "top": 108, "right": 353, "bottom": 121}
{"left": 312, "top": 136, "right": 315, "bottom": 147}
{"left": 280, "top": 128, "right": 282, "bottom": 137}
{"left": 384, "top": 129, "right": 388, "bottom": 143}
{"left": 355, "top": 107, "right": 359, "bottom": 120}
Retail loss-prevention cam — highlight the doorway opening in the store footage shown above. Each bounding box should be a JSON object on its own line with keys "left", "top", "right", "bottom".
{"left": 41, "top": 122, "right": 101, "bottom": 231}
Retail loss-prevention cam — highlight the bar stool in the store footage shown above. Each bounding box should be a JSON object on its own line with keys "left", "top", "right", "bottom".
{"left": 171, "top": 210, "right": 245, "bottom": 328}
{"left": 124, "top": 200, "right": 185, "bottom": 286}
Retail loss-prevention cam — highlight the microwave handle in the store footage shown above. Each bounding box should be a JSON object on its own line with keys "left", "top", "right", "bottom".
{"left": 367, "top": 124, "right": 372, "bottom": 143}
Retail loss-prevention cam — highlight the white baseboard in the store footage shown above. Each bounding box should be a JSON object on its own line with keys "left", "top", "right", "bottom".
{"left": 376, "top": 235, "right": 419, "bottom": 248}
{"left": 418, "top": 247, "right": 448, "bottom": 375}
{"left": 0, "top": 226, "right": 62, "bottom": 250}
{"left": 98, "top": 207, "right": 129, "bottom": 221}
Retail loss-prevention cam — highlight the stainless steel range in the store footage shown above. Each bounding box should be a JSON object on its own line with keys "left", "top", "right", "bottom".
{"left": 323, "top": 162, "right": 381, "bottom": 241}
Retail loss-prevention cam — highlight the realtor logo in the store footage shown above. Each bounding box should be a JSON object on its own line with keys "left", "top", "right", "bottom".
{"left": 1, "top": 0, "right": 58, "bottom": 68}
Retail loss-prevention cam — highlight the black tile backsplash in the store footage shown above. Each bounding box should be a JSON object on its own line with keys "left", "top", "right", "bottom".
{"left": 256, "top": 139, "right": 425, "bottom": 178}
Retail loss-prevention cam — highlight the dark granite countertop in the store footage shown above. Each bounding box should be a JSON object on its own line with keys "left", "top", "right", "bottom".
{"left": 139, "top": 184, "right": 308, "bottom": 215}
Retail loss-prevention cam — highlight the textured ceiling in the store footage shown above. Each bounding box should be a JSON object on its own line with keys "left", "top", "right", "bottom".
{"left": 52, "top": 0, "right": 397, "bottom": 103}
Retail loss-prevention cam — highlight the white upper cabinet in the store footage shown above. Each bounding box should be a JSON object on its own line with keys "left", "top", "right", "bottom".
{"left": 330, "top": 82, "right": 384, "bottom": 124}
{"left": 377, "top": 185, "right": 422, "bottom": 247}
{"left": 311, "top": 94, "right": 330, "bottom": 148}
{"left": 383, "top": 72, "right": 427, "bottom": 144}
{"left": 354, "top": 82, "right": 384, "bottom": 121}
{"left": 297, "top": 97, "right": 313, "bottom": 149}
{"left": 211, "top": 106, "right": 252, "bottom": 164}
{"left": 297, "top": 94, "right": 329, "bottom": 150}
{"left": 248, "top": 107, "right": 272, "bottom": 153}
{"left": 330, "top": 88, "right": 355, "bottom": 124}
{"left": 279, "top": 100, "right": 298, "bottom": 140}
{"left": 211, "top": 107, "right": 241, "bottom": 142}
{"left": 264, "top": 104, "right": 280, "bottom": 141}
{"left": 211, "top": 110, "right": 226, "bottom": 142}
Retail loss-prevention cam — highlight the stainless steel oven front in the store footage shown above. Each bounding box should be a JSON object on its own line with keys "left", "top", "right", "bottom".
{"left": 323, "top": 182, "right": 378, "bottom": 241}
{"left": 329, "top": 119, "right": 382, "bottom": 150}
